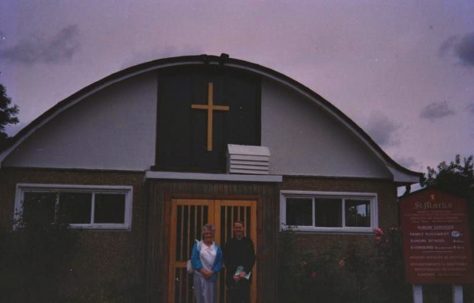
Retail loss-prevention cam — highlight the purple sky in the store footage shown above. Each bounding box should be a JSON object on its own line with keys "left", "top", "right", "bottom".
{"left": 1, "top": 0, "right": 473, "bottom": 173}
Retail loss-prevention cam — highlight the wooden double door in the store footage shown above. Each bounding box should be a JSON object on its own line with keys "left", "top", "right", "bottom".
{"left": 168, "top": 199, "right": 257, "bottom": 303}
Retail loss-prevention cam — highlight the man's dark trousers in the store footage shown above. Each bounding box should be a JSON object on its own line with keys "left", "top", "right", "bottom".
{"left": 227, "top": 277, "right": 250, "bottom": 303}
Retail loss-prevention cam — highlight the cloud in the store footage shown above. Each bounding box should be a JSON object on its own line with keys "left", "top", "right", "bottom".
{"left": 365, "top": 112, "right": 401, "bottom": 147}
{"left": 467, "top": 103, "right": 474, "bottom": 114}
{"left": 456, "top": 33, "right": 474, "bottom": 66}
{"left": 395, "top": 156, "right": 422, "bottom": 171}
{"left": 4, "top": 121, "right": 26, "bottom": 137}
{"left": 439, "top": 32, "right": 474, "bottom": 67}
{"left": 420, "top": 101, "right": 455, "bottom": 121}
{"left": 439, "top": 35, "right": 457, "bottom": 57}
{"left": 120, "top": 45, "right": 203, "bottom": 69}
{"left": 0, "top": 25, "right": 80, "bottom": 64}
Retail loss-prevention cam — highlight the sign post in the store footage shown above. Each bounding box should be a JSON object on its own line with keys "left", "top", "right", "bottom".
{"left": 412, "top": 285, "right": 423, "bottom": 303}
{"left": 453, "top": 285, "right": 463, "bottom": 303}
{"left": 400, "top": 188, "right": 474, "bottom": 303}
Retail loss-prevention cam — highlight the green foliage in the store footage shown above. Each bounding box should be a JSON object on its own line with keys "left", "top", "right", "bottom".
{"left": 0, "top": 83, "right": 19, "bottom": 149}
{"left": 421, "top": 154, "right": 473, "bottom": 202}
{"left": 0, "top": 216, "right": 79, "bottom": 303}
{"left": 278, "top": 227, "right": 411, "bottom": 303}
{"left": 0, "top": 212, "right": 144, "bottom": 303}
{"left": 371, "top": 228, "right": 412, "bottom": 303}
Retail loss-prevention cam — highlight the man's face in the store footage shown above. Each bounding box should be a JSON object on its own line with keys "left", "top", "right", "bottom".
{"left": 233, "top": 222, "right": 244, "bottom": 239}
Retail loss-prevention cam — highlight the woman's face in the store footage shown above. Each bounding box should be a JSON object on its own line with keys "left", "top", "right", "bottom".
{"left": 203, "top": 231, "right": 214, "bottom": 244}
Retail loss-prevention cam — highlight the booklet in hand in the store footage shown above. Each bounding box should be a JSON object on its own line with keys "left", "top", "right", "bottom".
{"left": 234, "top": 266, "right": 251, "bottom": 280}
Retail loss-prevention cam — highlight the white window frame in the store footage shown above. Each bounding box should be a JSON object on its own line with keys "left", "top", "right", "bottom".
{"left": 280, "top": 190, "right": 378, "bottom": 233}
{"left": 14, "top": 183, "right": 133, "bottom": 230}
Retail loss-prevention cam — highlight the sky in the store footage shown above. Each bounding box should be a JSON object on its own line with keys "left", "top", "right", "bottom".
{"left": 0, "top": 0, "right": 473, "bottom": 174}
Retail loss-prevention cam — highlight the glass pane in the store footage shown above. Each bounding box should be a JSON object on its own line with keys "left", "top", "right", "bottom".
{"left": 286, "top": 198, "right": 312, "bottom": 226}
{"left": 59, "top": 192, "right": 92, "bottom": 224}
{"left": 23, "top": 192, "right": 57, "bottom": 225}
{"left": 314, "top": 198, "right": 342, "bottom": 227}
{"left": 345, "top": 199, "right": 371, "bottom": 227}
{"left": 94, "top": 193, "right": 125, "bottom": 224}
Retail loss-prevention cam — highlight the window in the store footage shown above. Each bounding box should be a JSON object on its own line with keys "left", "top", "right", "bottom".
{"left": 286, "top": 197, "right": 312, "bottom": 226}
{"left": 15, "top": 184, "right": 133, "bottom": 230}
{"left": 280, "top": 191, "right": 377, "bottom": 232}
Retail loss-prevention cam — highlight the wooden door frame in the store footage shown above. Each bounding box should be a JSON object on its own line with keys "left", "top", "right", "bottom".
{"left": 167, "top": 199, "right": 214, "bottom": 303}
{"left": 214, "top": 199, "right": 258, "bottom": 303}
{"left": 167, "top": 197, "right": 258, "bottom": 303}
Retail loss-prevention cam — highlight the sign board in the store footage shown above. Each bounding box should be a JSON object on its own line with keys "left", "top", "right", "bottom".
{"left": 400, "top": 188, "right": 474, "bottom": 284}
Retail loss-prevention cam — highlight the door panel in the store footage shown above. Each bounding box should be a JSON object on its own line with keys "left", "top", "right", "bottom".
{"left": 215, "top": 201, "right": 257, "bottom": 303}
{"left": 169, "top": 199, "right": 257, "bottom": 303}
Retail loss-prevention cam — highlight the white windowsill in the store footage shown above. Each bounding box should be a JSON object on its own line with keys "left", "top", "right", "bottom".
{"left": 69, "top": 223, "right": 131, "bottom": 230}
{"left": 280, "top": 226, "right": 374, "bottom": 234}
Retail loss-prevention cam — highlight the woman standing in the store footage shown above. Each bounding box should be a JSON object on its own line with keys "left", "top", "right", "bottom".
{"left": 191, "top": 223, "right": 223, "bottom": 303}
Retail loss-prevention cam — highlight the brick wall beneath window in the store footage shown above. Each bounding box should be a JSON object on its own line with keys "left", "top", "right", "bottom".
{"left": 0, "top": 167, "right": 147, "bottom": 301}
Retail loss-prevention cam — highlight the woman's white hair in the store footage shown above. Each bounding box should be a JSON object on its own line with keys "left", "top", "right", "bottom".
{"left": 202, "top": 223, "right": 216, "bottom": 235}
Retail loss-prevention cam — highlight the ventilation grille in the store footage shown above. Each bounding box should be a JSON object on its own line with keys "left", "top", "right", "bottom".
{"left": 227, "top": 144, "right": 270, "bottom": 175}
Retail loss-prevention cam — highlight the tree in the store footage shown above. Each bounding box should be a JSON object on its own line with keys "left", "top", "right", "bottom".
{"left": 421, "top": 154, "right": 474, "bottom": 200}
{"left": 0, "top": 83, "right": 19, "bottom": 150}
{"left": 421, "top": 154, "right": 474, "bottom": 240}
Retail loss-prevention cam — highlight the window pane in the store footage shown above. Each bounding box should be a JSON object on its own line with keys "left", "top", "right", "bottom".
{"left": 59, "top": 192, "right": 92, "bottom": 224}
{"left": 345, "top": 199, "right": 370, "bottom": 227}
{"left": 94, "top": 194, "right": 126, "bottom": 224}
{"left": 286, "top": 198, "right": 312, "bottom": 226}
{"left": 23, "top": 192, "right": 57, "bottom": 225}
{"left": 315, "top": 198, "right": 342, "bottom": 227}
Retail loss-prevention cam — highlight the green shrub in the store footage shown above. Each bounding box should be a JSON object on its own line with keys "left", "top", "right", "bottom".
{"left": 278, "top": 227, "right": 412, "bottom": 303}
{"left": 0, "top": 213, "right": 145, "bottom": 303}
{"left": 0, "top": 217, "right": 79, "bottom": 303}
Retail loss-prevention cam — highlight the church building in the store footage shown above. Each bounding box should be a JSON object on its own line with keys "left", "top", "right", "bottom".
{"left": 0, "top": 54, "right": 421, "bottom": 302}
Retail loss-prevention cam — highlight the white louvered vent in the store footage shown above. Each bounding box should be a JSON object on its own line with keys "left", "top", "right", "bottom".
{"left": 227, "top": 144, "right": 270, "bottom": 175}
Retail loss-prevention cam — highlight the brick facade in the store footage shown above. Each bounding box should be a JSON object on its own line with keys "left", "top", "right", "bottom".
{"left": 0, "top": 167, "right": 147, "bottom": 299}
{"left": 1, "top": 168, "right": 401, "bottom": 301}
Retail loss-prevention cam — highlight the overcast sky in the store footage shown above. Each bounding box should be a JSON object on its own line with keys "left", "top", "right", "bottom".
{"left": 1, "top": 0, "right": 473, "bottom": 174}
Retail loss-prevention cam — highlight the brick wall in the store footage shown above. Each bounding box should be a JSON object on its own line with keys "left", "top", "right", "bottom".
{"left": 0, "top": 169, "right": 401, "bottom": 301}
{"left": 0, "top": 167, "right": 147, "bottom": 301}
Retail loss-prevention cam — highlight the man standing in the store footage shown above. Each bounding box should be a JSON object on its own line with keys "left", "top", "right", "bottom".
{"left": 223, "top": 221, "right": 256, "bottom": 303}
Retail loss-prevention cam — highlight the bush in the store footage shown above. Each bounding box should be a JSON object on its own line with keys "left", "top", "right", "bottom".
{"left": 278, "top": 227, "right": 412, "bottom": 303}
{"left": 0, "top": 214, "right": 145, "bottom": 303}
{"left": 0, "top": 218, "right": 79, "bottom": 303}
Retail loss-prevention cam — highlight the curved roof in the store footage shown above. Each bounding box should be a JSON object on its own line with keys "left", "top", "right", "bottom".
{"left": 0, "top": 54, "right": 422, "bottom": 183}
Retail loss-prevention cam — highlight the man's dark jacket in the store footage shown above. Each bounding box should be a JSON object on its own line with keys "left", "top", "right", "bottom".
{"left": 223, "top": 237, "right": 255, "bottom": 284}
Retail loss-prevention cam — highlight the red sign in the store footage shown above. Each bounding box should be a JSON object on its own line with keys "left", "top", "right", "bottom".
{"left": 400, "top": 188, "right": 474, "bottom": 284}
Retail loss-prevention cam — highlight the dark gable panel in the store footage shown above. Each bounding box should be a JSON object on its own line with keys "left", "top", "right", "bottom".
{"left": 224, "top": 71, "right": 261, "bottom": 146}
{"left": 156, "top": 66, "right": 261, "bottom": 172}
{"left": 156, "top": 70, "right": 193, "bottom": 170}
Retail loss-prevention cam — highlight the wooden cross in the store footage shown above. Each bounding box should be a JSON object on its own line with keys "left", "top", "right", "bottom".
{"left": 191, "top": 82, "right": 230, "bottom": 151}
